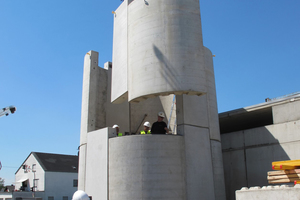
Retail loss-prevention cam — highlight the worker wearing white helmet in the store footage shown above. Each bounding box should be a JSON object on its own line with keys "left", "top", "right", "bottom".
{"left": 151, "top": 112, "right": 169, "bottom": 134}
{"left": 140, "top": 121, "right": 151, "bottom": 134}
{"left": 113, "top": 124, "right": 122, "bottom": 136}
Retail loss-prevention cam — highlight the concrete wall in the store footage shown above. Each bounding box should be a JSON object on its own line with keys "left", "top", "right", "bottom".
{"left": 79, "top": 51, "right": 108, "bottom": 190}
{"left": 127, "top": 0, "right": 206, "bottom": 102}
{"left": 221, "top": 98, "right": 300, "bottom": 200}
{"left": 85, "top": 128, "right": 116, "bottom": 200}
{"left": 109, "top": 135, "right": 186, "bottom": 200}
{"left": 236, "top": 185, "right": 300, "bottom": 200}
{"left": 111, "top": 1, "right": 128, "bottom": 103}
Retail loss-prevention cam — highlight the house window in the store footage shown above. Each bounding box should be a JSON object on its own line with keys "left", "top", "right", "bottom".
{"left": 48, "top": 196, "right": 54, "bottom": 200}
{"left": 73, "top": 179, "right": 78, "bottom": 187}
{"left": 63, "top": 196, "right": 68, "bottom": 200}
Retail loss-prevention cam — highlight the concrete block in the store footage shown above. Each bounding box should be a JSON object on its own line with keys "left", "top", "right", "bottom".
{"left": 236, "top": 185, "right": 300, "bottom": 200}
{"left": 85, "top": 128, "right": 109, "bottom": 200}
{"left": 183, "top": 126, "right": 215, "bottom": 200}
{"left": 273, "top": 100, "right": 300, "bottom": 124}
{"left": 111, "top": 1, "right": 128, "bottom": 103}
{"left": 211, "top": 140, "right": 226, "bottom": 200}
{"left": 127, "top": 0, "right": 206, "bottom": 102}
{"left": 109, "top": 135, "right": 185, "bottom": 200}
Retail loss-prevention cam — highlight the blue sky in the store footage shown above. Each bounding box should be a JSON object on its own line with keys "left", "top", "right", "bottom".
{"left": 0, "top": 0, "right": 299, "bottom": 185}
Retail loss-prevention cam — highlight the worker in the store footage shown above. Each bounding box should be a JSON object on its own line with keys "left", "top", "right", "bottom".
{"left": 140, "top": 121, "right": 151, "bottom": 134}
{"left": 113, "top": 124, "right": 122, "bottom": 136}
{"left": 151, "top": 112, "right": 169, "bottom": 134}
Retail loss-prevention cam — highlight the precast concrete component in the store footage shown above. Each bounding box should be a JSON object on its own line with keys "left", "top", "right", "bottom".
{"left": 203, "top": 47, "right": 221, "bottom": 141}
{"left": 111, "top": 1, "right": 128, "bottom": 103}
{"left": 127, "top": 0, "right": 207, "bottom": 102}
{"left": 109, "top": 135, "right": 186, "bottom": 200}
{"left": 78, "top": 51, "right": 107, "bottom": 190}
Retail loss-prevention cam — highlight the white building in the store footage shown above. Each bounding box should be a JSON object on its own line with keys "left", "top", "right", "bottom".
{"left": 13, "top": 152, "right": 78, "bottom": 200}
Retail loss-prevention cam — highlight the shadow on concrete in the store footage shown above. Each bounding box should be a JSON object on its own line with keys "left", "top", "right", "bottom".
{"left": 219, "top": 108, "right": 291, "bottom": 200}
{"left": 153, "top": 45, "right": 180, "bottom": 91}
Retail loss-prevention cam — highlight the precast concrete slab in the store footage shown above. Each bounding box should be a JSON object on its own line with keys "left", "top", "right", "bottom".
{"left": 109, "top": 135, "right": 185, "bottom": 200}
{"left": 236, "top": 185, "right": 300, "bottom": 200}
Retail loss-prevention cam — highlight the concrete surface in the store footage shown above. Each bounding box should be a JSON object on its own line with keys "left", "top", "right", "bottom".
{"left": 85, "top": 128, "right": 115, "bottom": 200}
{"left": 127, "top": 0, "right": 206, "bottom": 102}
{"left": 236, "top": 185, "right": 300, "bottom": 200}
{"left": 221, "top": 96, "right": 300, "bottom": 200}
{"left": 111, "top": 1, "right": 128, "bottom": 103}
{"left": 109, "top": 135, "right": 185, "bottom": 200}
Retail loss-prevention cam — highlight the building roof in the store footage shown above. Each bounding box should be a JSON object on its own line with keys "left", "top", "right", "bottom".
{"left": 16, "top": 152, "right": 78, "bottom": 174}
{"left": 219, "top": 92, "right": 300, "bottom": 134}
{"left": 33, "top": 152, "right": 78, "bottom": 173}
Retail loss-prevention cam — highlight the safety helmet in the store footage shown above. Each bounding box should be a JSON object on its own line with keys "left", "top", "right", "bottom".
{"left": 158, "top": 112, "right": 165, "bottom": 118}
{"left": 112, "top": 124, "right": 119, "bottom": 128}
{"left": 143, "top": 121, "right": 151, "bottom": 128}
{"left": 72, "top": 190, "right": 89, "bottom": 200}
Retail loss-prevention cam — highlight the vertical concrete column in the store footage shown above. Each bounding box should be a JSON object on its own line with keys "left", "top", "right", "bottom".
{"left": 204, "top": 47, "right": 226, "bottom": 200}
{"left": 176, "top": 95, "right": 216, "bottom": 200}
{"left": 78, "top": 51, "right": 107, "bottom": 190}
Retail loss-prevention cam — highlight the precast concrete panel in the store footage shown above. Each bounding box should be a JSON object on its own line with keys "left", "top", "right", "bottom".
{"left": 111, "top": 1, "right": 128, "bottom": 103}
{"left": 272, "top": 99, "right": 300, "bottom": 124}
{"left": 203, "top": 47, "right": 221, "bottom": 141}
{"left": 210, "top": 140, "right": 226, "bottom": 200}
{"left": 182, "top": 127, "right": 216, "bottom": 200}
{"left": 109, "top": 135, "right": 186, "bottom": 200}
{"left": 127, "top": 0, "right": 206, "bottom": 102}
{"left": 176, "top": 94, "right": 209, "bottom": 130}
{"left": 79, "top": 50, "right": 106, "bottom": 190}
{"left": 85, "top": 128, "right": 113, "bottom": 200}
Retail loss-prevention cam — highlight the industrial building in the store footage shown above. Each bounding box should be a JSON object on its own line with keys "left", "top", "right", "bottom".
{"left": 220, "top": 93, "right": 300, "bottom": 200}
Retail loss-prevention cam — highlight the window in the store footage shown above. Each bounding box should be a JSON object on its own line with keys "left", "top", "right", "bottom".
{"left": 63, "top": 196, "right": 68, "bottom": 200}
{"left": 73, "top": 179, "right": 78, "bottom": 187}
{"left": 48, "top": 196, "right": 54, "bottom": 200}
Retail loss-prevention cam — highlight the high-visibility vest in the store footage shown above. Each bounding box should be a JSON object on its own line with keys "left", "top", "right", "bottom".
{"left": 118, "top": 132, "right": 123, "bottom": 136}
{"left": 140, "top": 130, "right": 151, "bottom": 135}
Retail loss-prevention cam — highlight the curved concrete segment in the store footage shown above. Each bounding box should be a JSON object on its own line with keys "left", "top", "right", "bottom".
{"left": 109, "top": 135, "right": 185, "bottom": 200}
{"left": 127, "top": 0, "right": 207, "bottom": 102}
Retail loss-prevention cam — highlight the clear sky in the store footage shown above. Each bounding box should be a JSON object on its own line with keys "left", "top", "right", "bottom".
{"left": 0, "top": 0, "right": 299, "bottom": 185}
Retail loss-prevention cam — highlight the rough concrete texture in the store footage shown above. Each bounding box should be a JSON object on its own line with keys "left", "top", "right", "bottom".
{"left": 236, "top": 185, "right": 300, "bottom": 200}
{"left": 210, "top": 140, "right": 227, "bottom": 200}
{"left": 221, "top": 97, "right": 300, "bottom": 200}
{"left": 79, "top": 50, "right": 106, "bottom": 190}
{"left": 109, "top": 135, "right": 185, "bottom": 200}
{"left": 111, "top": 1, "right": 128, "bottom": 103}
{"left": 272, "top": 99, "right": 300, "bottom": 124}
{"left": 127, "top": 0, "right": 206, "bottom": 102}
{"left": 85, "top": 128, "right": 115, "bottom": 200}
{"left": 182, "top": 127, "right": 215, "bottom": 200}
{"left": 176, "top": 94, "right": 209, "bottom": 131}
{"left": 203, "top": 47, "right": 221, "bottom": 141}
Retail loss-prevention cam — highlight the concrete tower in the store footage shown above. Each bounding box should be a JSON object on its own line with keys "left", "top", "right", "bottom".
{"left": 78, "top": 0, "right": 226, "bottom": 199}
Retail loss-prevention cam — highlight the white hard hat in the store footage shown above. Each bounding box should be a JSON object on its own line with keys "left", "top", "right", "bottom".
{"left": 144, "top": 121, "right": 151, "bottom": 128}
{"left": 112, "top": 124, "right": 119, "bottom": 128}
{"left": 72, "top": 190, "right": 89, "bottom": 200}
{"left": 158, "top": 112, "right": 165, "bottom": 118}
